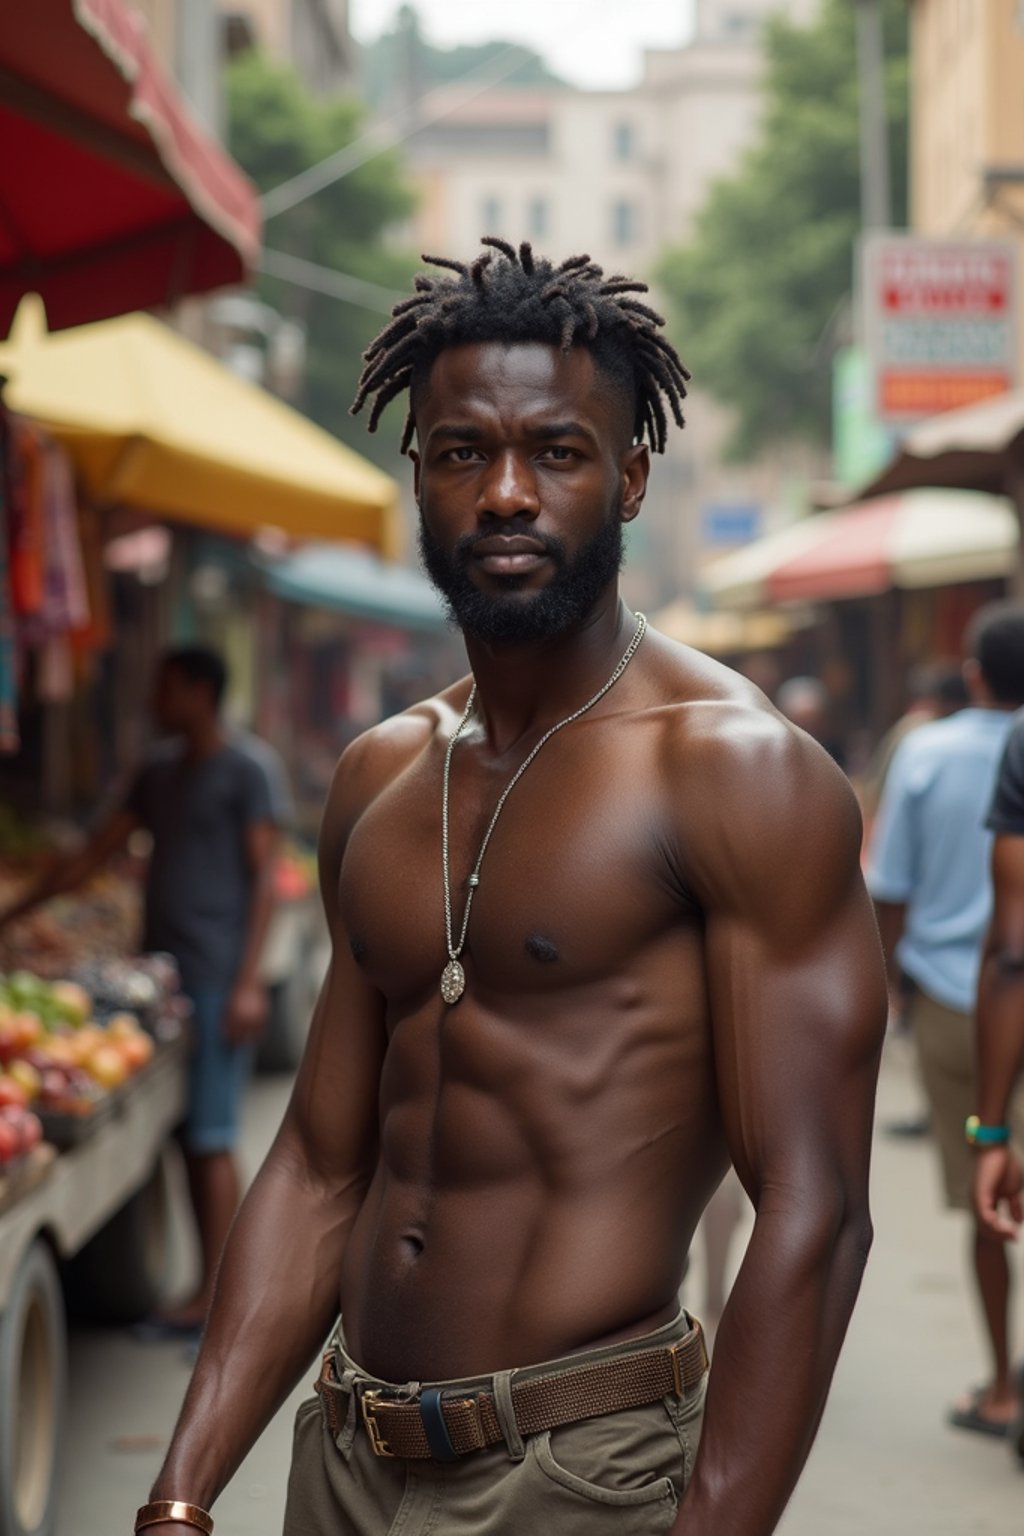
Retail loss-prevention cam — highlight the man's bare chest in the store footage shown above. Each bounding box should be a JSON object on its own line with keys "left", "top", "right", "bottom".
{"left": 338, "top": 736, "right": 690, "bottom": 1005}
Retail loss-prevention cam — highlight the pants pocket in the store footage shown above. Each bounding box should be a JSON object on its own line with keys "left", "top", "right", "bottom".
{"left": 522, "top": 1401, "right": 682, "bottom": 1533}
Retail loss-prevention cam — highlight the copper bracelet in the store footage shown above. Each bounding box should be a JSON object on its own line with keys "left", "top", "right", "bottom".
{"left": 134, "top": 1501, "right": 214, "bottom": 1535}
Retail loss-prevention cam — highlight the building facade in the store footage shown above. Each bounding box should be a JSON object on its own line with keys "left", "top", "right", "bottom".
{"left": 218, "top": 0, "right": 354, "bottom": 94}
{"left": 909, "top": 0, "right": 1024, "bottom": 371}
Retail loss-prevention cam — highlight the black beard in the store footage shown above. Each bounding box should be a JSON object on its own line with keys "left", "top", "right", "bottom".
{"left": 418, "top": 504, "right": 624, "bottom": 646}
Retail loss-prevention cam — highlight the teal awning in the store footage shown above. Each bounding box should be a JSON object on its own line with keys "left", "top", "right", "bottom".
{"left": 261, "top": 544, "right": 447, "bottom": 634}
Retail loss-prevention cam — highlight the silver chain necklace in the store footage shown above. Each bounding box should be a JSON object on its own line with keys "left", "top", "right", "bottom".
{"left": 439, "top": 612, "right": 648, "bottom": 1004}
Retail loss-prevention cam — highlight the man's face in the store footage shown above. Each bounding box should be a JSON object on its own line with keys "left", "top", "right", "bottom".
{"left": 153, "top": 663, "right": 200, "bottom": 735}
{"left": 411, "top": 342, "right": 649, "bottom": 645}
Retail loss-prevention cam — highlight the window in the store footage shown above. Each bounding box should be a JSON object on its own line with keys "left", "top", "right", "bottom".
{"left": 612, "top": 199, "right": 636, "bottom": 247}
{"left": 481, "top": 196, "right": 502, "bottom": 233}
{"left": 527, "top": 196, "right": 548, "bottom": 238}
{"left": 613, "top": 121, "right": 635, "bottom": 161}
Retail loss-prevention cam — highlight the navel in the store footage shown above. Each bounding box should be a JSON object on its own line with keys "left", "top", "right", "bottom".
{"left": 525, "top": 932, "right": 560, "bottom": 965}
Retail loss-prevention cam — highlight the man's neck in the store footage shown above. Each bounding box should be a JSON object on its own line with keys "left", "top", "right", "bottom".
{"left": 462, "top": 589, "right": 635, "bottom": 755}
{"left": 183, "top": 717, "right": 225, "bottom": 761}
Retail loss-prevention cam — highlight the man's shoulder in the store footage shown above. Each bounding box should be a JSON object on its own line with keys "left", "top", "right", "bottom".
{"left": 134, "top": 738, "right": 184, "bottom": 783}
{"left": 322, "top": 684, "right": 470, "bottom": 834}
{"left": 645, "top": 634, "right": 861, "bottom": 908}
{"left": 646, "top": 631, "right": 828, "bottom": 777}
{"left": 645, "top": 631, "right": 858, "bottom": 843}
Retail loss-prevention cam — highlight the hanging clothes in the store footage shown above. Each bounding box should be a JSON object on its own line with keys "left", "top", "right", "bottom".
{"left": 0, "top": 406, "right": 19, "bottom": 752}
{"left": 7, "top": 417, "right": 44, "bottom": 616}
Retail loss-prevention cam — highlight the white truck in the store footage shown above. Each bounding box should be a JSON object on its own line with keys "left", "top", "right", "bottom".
{"left": 0, "top": 1041, "right": 186, "bottom": 1536}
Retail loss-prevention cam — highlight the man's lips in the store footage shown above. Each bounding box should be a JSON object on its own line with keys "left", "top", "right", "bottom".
{"left": 470, "top": 536, "right": 549, "bottom": 576}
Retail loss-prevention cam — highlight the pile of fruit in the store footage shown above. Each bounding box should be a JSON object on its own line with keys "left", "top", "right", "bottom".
{"left": 0, "top": 971, "right": 156, "bottom": 1119}
{"left": 0, "top": 865, "right": 143, "bottom": 980}
{"left": 0, "top": 1093, "right": 42, "bottom": 1171}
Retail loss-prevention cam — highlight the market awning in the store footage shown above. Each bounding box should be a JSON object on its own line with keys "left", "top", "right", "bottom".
{"left": 858, "top": 389, "right": 1024, "bottom": 501}
{"left": 0, "top": 297, "right": 402, "bottom": 554}
{"left": 653, "top": 599, "right": 800, "bottom": 655}
{"left": 261, "top": 545, "right": 447, "bottom": 633}
{"left": 703, "top": 489, "right": 1018, "bottom": 610}
{"left": 0, "top": 0, "right": 260, "bottom": 333}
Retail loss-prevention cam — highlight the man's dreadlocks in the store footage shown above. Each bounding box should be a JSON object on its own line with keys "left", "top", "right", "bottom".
{"left": 351, "top": 237, "right": 690, "bottom": 456}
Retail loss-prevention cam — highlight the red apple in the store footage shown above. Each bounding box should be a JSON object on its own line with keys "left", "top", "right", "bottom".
{"left": 19, "top": 1112, "right": 42, "bottom": 1153}
{"left": 0, "top": 1076, "right": 28, "bottom": 1111}
{"left": 0, "top": 1118, "right": 19, "bottom": 1164}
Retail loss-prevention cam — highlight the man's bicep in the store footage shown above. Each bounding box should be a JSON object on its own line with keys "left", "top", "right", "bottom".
{"left": 692, "top": 741, "right": 887, "bottom": 1202}
{"left": 284, "top": 930, "right": 386, "bottom": 1186}
{"left": 990, "top": 835, "right": 1024, "bottom": 949}
{"left": 244, "top": 819, "right": 279, "bottom": 871}
{"left": 707, "top": 885, "right": 885, "bottom": 1202}
{"left": 281, "top": 745, "right": 387, "bottom": 1184}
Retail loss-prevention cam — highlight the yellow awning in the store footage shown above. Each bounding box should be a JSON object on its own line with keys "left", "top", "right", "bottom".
{"left": 0, "top": 295, "right": 402, "bottom": 556}
{"left": 654, "top": 599, "right": 801, "bottom": 654}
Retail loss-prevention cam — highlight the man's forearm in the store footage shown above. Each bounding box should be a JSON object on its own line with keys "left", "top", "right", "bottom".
{"left": 151, "top": 1133, "right": 366, "bottom": 1507}
{"left": 1, "top": 811, "right": 135, "bottom": 930}
{"left": 235, "top": 853, "right": 277, "bottom": 988}
{"left": 975, "top": 943, "right": 1024, "bottom": 1125}
{"left": 1, "top": 850, "right": 89, "bottom": 926}
{"left": 675, "top": 1199, "right": 871, "bottom": 1536}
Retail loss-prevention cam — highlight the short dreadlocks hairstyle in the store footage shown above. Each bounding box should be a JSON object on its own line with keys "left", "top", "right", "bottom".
{"left": 350, "top": 237, "right": 690, "bottom": 455}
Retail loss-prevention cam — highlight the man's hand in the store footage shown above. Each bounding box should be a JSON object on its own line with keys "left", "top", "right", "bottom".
{"left": 973, "top": 1145, "right": 1023, "bottom": 1242}
{"left": 223, "top": 979, "right": 269, "bottom": 1045}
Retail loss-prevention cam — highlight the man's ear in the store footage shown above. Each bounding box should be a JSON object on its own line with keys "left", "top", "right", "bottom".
{"left": 620, "top": 443, "right": 650, "bottom": 523}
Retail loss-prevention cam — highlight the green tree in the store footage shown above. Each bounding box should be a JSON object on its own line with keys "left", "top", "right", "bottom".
{"left": 656, "top": 0, "right": 908, "bottom": 460}
{"left": 226, "top": 52, "right": 416, "bottom": 463}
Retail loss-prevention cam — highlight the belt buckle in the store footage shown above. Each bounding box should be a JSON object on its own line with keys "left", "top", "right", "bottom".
{"left": 360, "top": 1390, "right": 396, "bottom": 1458}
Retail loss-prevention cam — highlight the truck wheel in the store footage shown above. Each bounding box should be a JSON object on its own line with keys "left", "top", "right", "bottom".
{"left": 64, "top": 1150, "right": 173, "bottom": 1324}
{"left": 0, "top": 1240, "right": 67, "bottom": 1536}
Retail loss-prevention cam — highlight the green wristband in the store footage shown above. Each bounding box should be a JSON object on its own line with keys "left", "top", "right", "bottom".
{"left": 965, "top": 1115, "right": 1011, "bottom": 1147}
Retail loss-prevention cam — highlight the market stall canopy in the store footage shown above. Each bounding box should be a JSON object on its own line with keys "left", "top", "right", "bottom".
{"left": 0, "top": 0, "right": 260, "bottom": 333}
{"left": 261, "top": 545, "right": 446, "bottom": 634}
{"left": 653, "top": 599, "right": 799, "bottom": 655}
{"left": 857, "top": 389, "right": 1024, "bottom": 500}
{"left": 0, "top": 297, "right": 402, "bottom": 554}
{"left": 703, "top": 490, "right": 1018, "bottom": 610}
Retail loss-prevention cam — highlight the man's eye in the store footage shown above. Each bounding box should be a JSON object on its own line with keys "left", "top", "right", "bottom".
{"left": 543, "top": 446, "right": 575, "bottom": 461}
{"left": 446, "top": 446, "right": 480, "bottom": 462}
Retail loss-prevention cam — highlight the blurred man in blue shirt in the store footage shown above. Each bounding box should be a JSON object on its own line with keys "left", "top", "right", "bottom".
{"left": 868, "top": 602, "right": 1024, "bottom": 1439}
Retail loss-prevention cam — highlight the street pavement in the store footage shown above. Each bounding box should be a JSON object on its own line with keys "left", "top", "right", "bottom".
{"left": 58, "top": 1040, "right": 1023, "bottom": 1536}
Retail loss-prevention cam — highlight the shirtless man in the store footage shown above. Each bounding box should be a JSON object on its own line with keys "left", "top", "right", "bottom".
{"left": 135, "top": 241, "right": 886, "bottom": 1536}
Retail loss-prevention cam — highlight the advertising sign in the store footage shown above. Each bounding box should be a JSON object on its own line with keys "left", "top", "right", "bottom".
{"left": 701, "top": 503, "right": 763, "bottom": 548}
{"left": 860, "top": 235, "right": 1018, "bottom": 423}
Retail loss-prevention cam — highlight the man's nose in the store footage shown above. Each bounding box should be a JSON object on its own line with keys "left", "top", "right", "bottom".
{"left": 478, "top": 451, "right": 540, "bottom": 520}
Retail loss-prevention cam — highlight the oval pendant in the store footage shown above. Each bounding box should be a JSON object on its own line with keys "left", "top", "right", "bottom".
{"left": 441, "top": 959, "right": 466, "bottom": 1004}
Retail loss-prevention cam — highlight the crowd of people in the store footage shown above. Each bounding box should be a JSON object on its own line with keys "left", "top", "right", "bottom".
{"left": 772, "top": 604, "right": 1024, "bottom": 1460}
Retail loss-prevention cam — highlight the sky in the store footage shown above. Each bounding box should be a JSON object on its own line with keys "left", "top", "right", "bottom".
{"left": 349, "top": 1, "right": 698, "bottom": 91}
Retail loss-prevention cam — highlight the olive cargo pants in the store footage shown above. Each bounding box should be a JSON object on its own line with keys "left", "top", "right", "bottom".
{"left": 283, "top": 1311, "right": 707, "bottom": 1536}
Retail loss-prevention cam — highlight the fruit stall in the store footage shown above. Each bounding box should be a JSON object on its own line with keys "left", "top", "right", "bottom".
{"left": 0, "top": 961, "right": 189, "bottom": 1536}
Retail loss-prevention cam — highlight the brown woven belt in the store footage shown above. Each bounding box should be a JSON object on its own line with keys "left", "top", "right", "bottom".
{"left": 314, "top": 1321, "right": 708, "bottom": 1461}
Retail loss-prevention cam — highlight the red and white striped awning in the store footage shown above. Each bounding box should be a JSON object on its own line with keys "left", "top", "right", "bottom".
{"left": 702, "top": 489, "right": 1018, "bottom": 610}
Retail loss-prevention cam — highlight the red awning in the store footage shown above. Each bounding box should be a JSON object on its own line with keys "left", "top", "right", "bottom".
{"left": 0, "top": 0, "right": 261, "bottom": 333}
